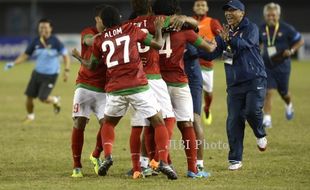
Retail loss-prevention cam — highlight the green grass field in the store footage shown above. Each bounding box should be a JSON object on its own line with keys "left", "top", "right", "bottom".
{"left": 0, "top": 60, "right": 310, "bottom": 190}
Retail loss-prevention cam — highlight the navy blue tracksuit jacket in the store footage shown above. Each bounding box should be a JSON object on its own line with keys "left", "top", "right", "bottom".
{"left": 199, "top": 17, "right": 267, "bottom": 162}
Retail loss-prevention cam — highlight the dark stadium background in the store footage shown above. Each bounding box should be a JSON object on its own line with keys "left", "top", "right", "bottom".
{"left": 0, "top": 0, "right": 309, "bottom": 37}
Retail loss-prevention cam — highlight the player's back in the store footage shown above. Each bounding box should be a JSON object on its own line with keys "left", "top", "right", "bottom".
{"left": 76, "top": 27, "right": 106, "bottom": 91}
{"left": 93, "top": 23, "right": 149, "bottom": 93}
{"left": 159, "top": 29, "right": 200, "bottom": 84}
{"left": 127, "top": 15, "right": 160, "bottom": 76}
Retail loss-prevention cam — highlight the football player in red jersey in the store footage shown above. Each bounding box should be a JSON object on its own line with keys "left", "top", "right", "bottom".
{"left": 152, "top": 0, "right": 216, "bottom": 178}
{"left": 126, "top": 0, "right": 201, "bottom": 177}
{"left": 70, "top": 4, "right": 108, "bottom": 178}
{"left": 72, "top": 5, "right": 178, "bottom": 180}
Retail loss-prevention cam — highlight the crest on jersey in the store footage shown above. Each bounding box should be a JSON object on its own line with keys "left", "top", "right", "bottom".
{"left": 278, "top": 32, "right": 283, "bottom": 37}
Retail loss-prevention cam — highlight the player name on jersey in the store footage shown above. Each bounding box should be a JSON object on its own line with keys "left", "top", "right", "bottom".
{"left": 132, "top": 20, "right": 148, "bottom": 28}
{"left": 104, "top": 28, "right": 123, "bottom": 38}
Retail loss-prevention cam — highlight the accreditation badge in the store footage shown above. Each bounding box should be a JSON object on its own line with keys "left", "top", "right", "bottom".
{"left": 267, "top": 46, "right": 277, "bottom": 57}
{"left": 223, "top": 50, "right": 234, "bottom": 65}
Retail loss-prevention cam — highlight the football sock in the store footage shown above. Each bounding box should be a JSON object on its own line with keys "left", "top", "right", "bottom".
{"left": 144, "top": 127, "right": 156, "bottom": 160}
{"left": 71, "top": 127, "right": 84, "bottom": 168}
{"left": 204, "top": 93, "right": 213, "bottom": 118}
{"left": 164, "top": 117, "right": 175, "bottom": 165}
{"left": 27, "top": 113, "right": 35, "bottom": 120}
{"left": 92, "top": 127, "right": 103, "bottom": 158}
{"left": 101, "top": 120, "right": 115, "bottom": 158}
{"left": 51, "top": 96, "right": 59, "bottom": 104}
{"left": 154, "top": 124, "right": 169, "bottom": 163}
{"left": 140, "top": 156, "right": 149, "bottom": 168}
{"left": 285, "top": 102, "right": 293, "bottom": 113}
{"left": 130, "top": 127, "right": 143, "bottom": 172}
{"left": 263, "top": 114, "right": 271, "bottom": 123}
{"left": 197, "top": 159, "right": 204, "bottom": 167}
{"left": 180, "top": 126, "right": 197, "bottom": 173}
{"left": 164, "top": 117, "right": 176, "bottom": 139}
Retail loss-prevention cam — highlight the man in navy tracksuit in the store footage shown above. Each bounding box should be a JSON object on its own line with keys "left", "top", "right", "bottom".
{"left": 199, "top": 0, "right": 268, "bottom": 170}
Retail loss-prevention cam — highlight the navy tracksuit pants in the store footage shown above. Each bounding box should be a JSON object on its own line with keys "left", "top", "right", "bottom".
{"left": 226, "top": 77, "right": 267, "bottom": 162}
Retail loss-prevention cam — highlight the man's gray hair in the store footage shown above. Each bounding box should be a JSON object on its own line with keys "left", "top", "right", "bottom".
{"left": 263, "top": 2, "right": 281, "bottom": 16}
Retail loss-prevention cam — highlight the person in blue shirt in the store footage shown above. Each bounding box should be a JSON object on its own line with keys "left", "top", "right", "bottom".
{"left": 199, "top": 0, "right": 268, "bottom": 170}
{"left": 184, "top": 43, "right": 210, "bottom": 178}
{"left": 259, "top": 2, "right": 304, "bottom": 128}
{"left": 4, "top": 18, "right": 70, "bottom": 123}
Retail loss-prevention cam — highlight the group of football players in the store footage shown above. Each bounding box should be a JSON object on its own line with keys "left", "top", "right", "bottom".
{"left": 70, "top": 0, "right": 218, "bottom": 179}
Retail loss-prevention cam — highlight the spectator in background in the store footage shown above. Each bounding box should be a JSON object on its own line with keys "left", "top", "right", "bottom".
{"left": 259, "top": 2, "right": 304, "bottom": 128}
{"left": 4, "top": 18, "right": 70, "bottom": 123}
{"left": 193, "top": 0, "right": 222, "bottom": 126}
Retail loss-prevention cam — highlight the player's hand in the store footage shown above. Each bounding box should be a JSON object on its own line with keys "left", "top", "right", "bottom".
{"left": 71, "top": 48, "right": 81, "bottom": 60}
{"left": 218, "top": 24, "right": 230, "bottom": 42}
{"left": 282, "top": 49, "right": 292, "bottom": 58}
{"left": 63, "top": 70, "right": 69, "bottom": 82}
{"left": 4, "top": 62, "right": 15, "bottom": 71}
{"left": 206, "top": 39, "right": 217, "bottom": 52}
{"left": 170, "top": 15, "right": 186, "bottom": 32}
{"left": 155, "top": 16, "right": 165, "bottom": 31}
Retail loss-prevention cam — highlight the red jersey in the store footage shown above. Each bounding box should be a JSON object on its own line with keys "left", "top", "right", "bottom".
{"left": 76, "top": 27, "right": 106, "bottom": 92}
{"left": 92, "top": 23, "right": 153, "bottom": 95}
{"left": 126, "top": 15, "right": 161, "bottom": 78}
{"left": 159, "top": 30, "right": 203, "bottom": 85}
{"left": 194, "top": 16, "right": 222, "bottom": 69}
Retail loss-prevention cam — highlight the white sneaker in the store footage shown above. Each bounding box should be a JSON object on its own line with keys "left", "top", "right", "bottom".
{"left": 257, "top": 137, "right": 267, "bottom": 151}
{"left": 228, "top": 161, "right": 242, "bottom": 171}
{"left": 263, "top": 115, "right": 272, "bottom": 128}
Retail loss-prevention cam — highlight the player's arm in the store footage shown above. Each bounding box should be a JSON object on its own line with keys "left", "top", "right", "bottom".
{"left": 170, "top": 15, "right": 199, "bottom": 32}
{"left": 62, "top": 53, "right": 71, "bottom": 82}
{"left": 199, "top": 36, "right": 225, "bottom": 61}
{"left": 83, "top": 33, "right": 101, "bottom": 46}
{"left": 144, "top": 17, "right": 164, "bottom": 50}
{"left": 288, "top": 38, "right": 304, "bottom": 56}
{"left": 283, "top": 24, "right": 304, "bottom": 57}
{"left": 210, "top": 19, "right": 223, "bottom": 36}
{"left": 72, "top": 44, "right": 100, "bottom": 70}
{"left": 282, "top": 38, "right": 304, "bottom": 58}
{"left": 4, "top": 40, "right": 33, "bottom": 70}
{"left": 12, "top": 53, "right": 29, "bottom": 65}
{"left": 189, "top": 30, "right": 217, "bottom": 53}
{"left": 196, "top": 38, "right": 217, "bottom": 53}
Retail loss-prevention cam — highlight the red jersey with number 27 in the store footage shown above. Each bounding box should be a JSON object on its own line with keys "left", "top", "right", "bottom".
{"left": 76, "top": 27, "right": 106, "bottom": 91}
{"left": 127, "top": 15, "right": 160, "bottom": 76}
{"left": 92, "top": 23, "right": 152, "bottom": 93}
{"left": 159, "top": 30, "right": 202, "bottom": 84}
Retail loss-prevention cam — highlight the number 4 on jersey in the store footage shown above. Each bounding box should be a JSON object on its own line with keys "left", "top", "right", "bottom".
{"left": 159, "top": 33, "right": 172, "bottom": 58}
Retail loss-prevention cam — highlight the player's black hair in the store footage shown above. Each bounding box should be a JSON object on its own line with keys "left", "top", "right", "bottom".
{"left": 100, "top": 5, "right": 121, "bottom": 28}
{"left": 38, "top": 18, "right": 53, "bottom": 27}
{"left": 152, "top": 0, "right": 181, "bottom": 16}
{"left": 131, "top": 0, "right": 150, "bottom": 16}
{"left": 129, "top": 12, "right": 138, "bottom": 20}
{"left": 94, "top": 4, "right": 107, "bottom": 17}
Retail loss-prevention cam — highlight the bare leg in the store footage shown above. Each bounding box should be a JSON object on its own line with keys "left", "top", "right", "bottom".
{"left": 26, "top": 96, "right": 34, "bottom": 114}
{"left": 263, "top": 89, "right": 274, "bottom": 115}
{"left": 193, "top": 113, "right": 204, "bottom": 161}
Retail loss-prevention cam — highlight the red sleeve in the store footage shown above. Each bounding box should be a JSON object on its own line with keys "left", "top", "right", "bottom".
{"left": 210, "top": 19, "right": 223, "bottom": 35}
{"left": 91, "top": 37, "right": 101, "bottom": 61}
{"left": 131, "top": 24, "right": 149, "bottom": 44}
{"left": 146, "top": 16, "right": 157, "bottom": 34}
{"left": 81, "top": 28, "right": 96, "bottom": 45}
{"left": 185, "top": 30, "right": 203, "bottom": 47}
